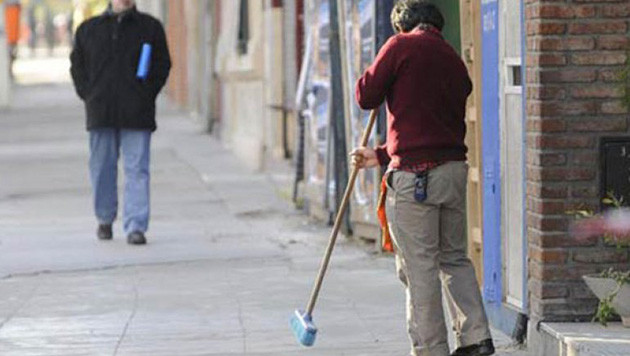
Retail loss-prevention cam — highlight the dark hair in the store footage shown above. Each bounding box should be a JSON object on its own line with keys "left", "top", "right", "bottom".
{"left": 390, "top": 0, "right": 445, "bottom": 33}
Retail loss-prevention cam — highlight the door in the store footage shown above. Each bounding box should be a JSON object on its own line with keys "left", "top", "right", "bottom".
{"left": 428, "top": 0, "right": 461, "bottom": 54}
{"left": 459, "top": 0, "right": 484, "bottom": 284}
{"left": 499, "top": 0, "right": 525, "bottom": 311}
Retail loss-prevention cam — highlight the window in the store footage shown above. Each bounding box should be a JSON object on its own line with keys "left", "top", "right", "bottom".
{"left": 237, "top": 0, "right": 249, "bottom": 55}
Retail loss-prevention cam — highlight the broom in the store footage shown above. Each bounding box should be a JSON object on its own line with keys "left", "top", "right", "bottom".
{"left": 290, "top": 109, "right": 378, "bottom": 346}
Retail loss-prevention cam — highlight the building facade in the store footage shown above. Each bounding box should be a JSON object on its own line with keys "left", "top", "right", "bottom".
{"left": 148, "top": 0, "right": 630, "bottom": 353}
{"left": 523, "top": 0, "right": 630, "bottom": 351}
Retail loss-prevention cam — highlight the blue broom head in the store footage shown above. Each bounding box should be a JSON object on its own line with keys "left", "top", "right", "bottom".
{"left": 290, "top": 309, "right": 317, "bottom": 347}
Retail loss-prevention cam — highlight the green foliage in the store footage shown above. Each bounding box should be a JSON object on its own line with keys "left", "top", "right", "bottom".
{"left": 568, "top": 193, "right": 630, "bottom": 326}
{"left": 594, "top": 269, "right": 630, "bottom": 326}
{"left": 594, "top": 294, "right": 617, "bottom": 327}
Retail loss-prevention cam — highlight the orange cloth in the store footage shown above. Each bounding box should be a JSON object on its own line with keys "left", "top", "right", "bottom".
{"left": 5, "top": 4, "right": 21, "bottom": 45}
{"left": 377, "top": 173, "right": 394, "bottom": 253}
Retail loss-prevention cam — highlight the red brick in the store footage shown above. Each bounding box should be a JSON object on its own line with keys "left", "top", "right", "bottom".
{"left": 573, "top": 249, "right": 628, "bottom": 264}
{"left": 526, "top": 4, "right": 596, "bottom": 19}
{"left": 539, "top": 69, "right": 597, "bottom": 83}
{"left": 573, "top": 0, "right": 624, "bottom": 2}
{"left": 527, "top": 183, "right": 569, "bottom": 199}
{"left": 528, "top": 53, "right": 567, "bottom": 67}
{"left": 534, "top": 297, "right": 598, "bottom": 319}
{"left": 528, "top": 86, "right": 567, "bottom": 100}
{"left": 601, "top": 101, "right": 629, "bottom": 114}
{"left": 528, "top": 197, "right": 566, "bottom": 214}
{"left": 529, "top": 101, "right": 597, "bottom": 116}
{"left": 527, "top": 68, "right": 540, "bottom": 84}
{"left": 527, "top": 4, "right": 575, "bottom": 19}
{"left": 569, "top": 21, "right": 627, "bottom": 35}
{"left": 528, "top": 229, "right": 598, "bottom": 248}
{"left": 529, "top": 152, "right": 568, "bottom": 166}
{"left": 527, "top": 21, "right": 567, "bottom": 35}
{"left": 536, "top": 135, "right": 595, "bottom": 149}
{"left": 565, "top": 200, "right": 599, "bottom": 213}
{"left": 602, "top": 4, "right": 630, "bottom": 18}
{"left": 568, "top": 117, "right": 627, "bottom": 132}
{"left": 526, "top": 118, "right": 567, "bottom": 132}
{"left": 535, "top": 185, "right": 569, "bottom": 199}
{"left": 571, "top": 85, "right": 623, "bottom": 99}
{"left": 530, "top": 263, "right": 603, "bottom": 281}
{"left": 572, "top": 52, "right": 627, "bottom": 66}
{"left": 597, "top": 35, "right": 630, "bottom": 50}
{"left": 529, "top": 279, "right": 569, "bottom": 299}
{"left": 575, "top": 5, "right": 597, "bottom": 18}
{"left": 528, "top": 166, "right": 596, "bottom": 181}
{"left": 570, "top": 151, "right": 599, "bottom": 165}
{"left": 528, "top": 37, "right": 595, "bottom": 51}
{"left": 571, "top": 185, "right": 599, "bottom": 199}
{"left": 529, "top": 213, "right": 569, "bottom": 230}
{"left": 530, "top": 246, "right": 569, "bottom": 263}
{"left": 599, "top": 69, "right": 625, "bottom": 82}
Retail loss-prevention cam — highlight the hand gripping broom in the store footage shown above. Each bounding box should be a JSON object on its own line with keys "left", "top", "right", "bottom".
{"left": 290, "top": 109, "right": 378, "bottom": 347}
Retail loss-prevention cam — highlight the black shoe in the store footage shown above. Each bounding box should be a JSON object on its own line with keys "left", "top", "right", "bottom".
{"left": 97, "top": 224, "right": 113, "bottom": 240}
{"left": 127, "top": 231, "right": 147, "bottom": 245}
{"left": 451, "top": 339, "right": 495, "bottom": 356}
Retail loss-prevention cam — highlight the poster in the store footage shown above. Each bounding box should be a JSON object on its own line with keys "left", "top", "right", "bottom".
{"left": 345, "top": 0, "right": 377, "bottom": 220}
{"left": 302, "top": 0, "right": 379, "bottom": 221}
{"left": 304, "top": 0, "right": 333, "bottom": 209}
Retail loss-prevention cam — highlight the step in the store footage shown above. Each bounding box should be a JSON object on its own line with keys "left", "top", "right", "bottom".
{"left": 538, "top": 322, "right": 630, "bottom": 356}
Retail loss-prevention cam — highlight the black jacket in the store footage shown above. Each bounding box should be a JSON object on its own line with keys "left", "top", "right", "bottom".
{"left": 70, "top": 7, "right": 171, "bottom": 131}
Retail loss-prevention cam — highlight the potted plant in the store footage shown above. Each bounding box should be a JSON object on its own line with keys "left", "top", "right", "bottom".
{"left": 570, "top": 195, "right": 630, "bottom": 327}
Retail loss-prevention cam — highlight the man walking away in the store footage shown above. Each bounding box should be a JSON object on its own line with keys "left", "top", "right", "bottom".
{"left": 70, "top": 0, "right": 171, "bottom": 245}
{"left": 351, "top": 1, "right": 494, "bottom": 355}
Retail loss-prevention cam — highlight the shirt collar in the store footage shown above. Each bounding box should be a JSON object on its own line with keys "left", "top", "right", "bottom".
{"left": 413, "top": 24, "right": 442, "bottom": 37}
{"left": 104, "top": 4, "right": 139, "bottom": 21}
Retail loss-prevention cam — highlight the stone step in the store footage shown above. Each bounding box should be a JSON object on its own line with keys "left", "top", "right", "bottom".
{"left": 537, "top": 322, "right": 630, "bottom": 356}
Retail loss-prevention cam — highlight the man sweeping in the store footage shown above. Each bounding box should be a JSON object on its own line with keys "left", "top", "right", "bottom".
{"left": 351, "top": 1, "right": 494, "bottom": 355}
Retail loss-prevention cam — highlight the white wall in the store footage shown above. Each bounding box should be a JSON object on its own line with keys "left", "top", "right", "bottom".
{"left": 135, "top": 0, "right": 164, "bottom": 19}
{"left": 185, "top": 0, "right": 203, "bottom": 116}
{"left": 264, "top": 3, "right": 285, "bottom": 160}
{"left": 0, "top": 32, "right": 10, "bottom": 108}
{"left": 215, "top": 0, "right": 267, "bottom": 171}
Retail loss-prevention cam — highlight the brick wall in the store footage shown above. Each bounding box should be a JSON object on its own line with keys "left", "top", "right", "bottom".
{"left": 526, "top": 0, "right": 630, "bottom": 322}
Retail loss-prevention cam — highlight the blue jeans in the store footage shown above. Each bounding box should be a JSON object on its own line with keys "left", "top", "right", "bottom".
{"left": 89, "top": 129, "right": 151, "bottom": 235}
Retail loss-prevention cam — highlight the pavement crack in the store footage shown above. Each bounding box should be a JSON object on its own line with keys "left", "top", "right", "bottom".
{"left": 113, "top": 276, "right": 139, "bottom": 356}
{"left": 0, "top": 256, "right": 289, "bottom": 281}
{"left": 236, "top": 297, "right": 247, "bottom": 354}
{"left": 0, "top": 279, "right": 41, "bottom": 332}
{"left": 227, "top": 278, "right": 248, "bottom": 354}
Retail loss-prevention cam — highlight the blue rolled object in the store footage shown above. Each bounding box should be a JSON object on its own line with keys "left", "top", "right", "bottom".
{"left": 290, "top": 309, "right": 317, "bottom": 347}
{"left": 136, "top": 43, "right": 152, "bottom": 80}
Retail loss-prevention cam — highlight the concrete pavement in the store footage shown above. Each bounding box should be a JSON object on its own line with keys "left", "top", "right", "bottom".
{"left": 0, "top": 78, "right": 528, "bottom": 355}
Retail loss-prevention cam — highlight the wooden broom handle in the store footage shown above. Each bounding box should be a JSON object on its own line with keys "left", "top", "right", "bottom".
{"left": 306, "top": 109, "right": 378, "bottom": 315}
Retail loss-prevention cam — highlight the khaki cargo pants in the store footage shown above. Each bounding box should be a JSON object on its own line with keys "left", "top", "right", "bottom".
{"left": 385, "top": 161, "right": 491, "bottom": 356}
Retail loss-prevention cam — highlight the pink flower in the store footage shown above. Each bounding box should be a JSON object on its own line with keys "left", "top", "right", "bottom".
{"left": 570, "top": 209, "right": 630, "bottom": 243}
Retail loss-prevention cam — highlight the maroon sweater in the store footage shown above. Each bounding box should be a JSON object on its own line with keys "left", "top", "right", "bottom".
{"left": 355, "top": 28, "right": 472, "bottom": 168}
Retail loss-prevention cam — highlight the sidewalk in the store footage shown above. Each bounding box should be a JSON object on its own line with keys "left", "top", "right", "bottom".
{"left": 0, "top": 82, "right": 526, "bottom": 355}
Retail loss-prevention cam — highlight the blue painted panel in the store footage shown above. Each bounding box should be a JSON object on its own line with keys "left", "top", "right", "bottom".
{"left": 481, "top": 0, "right": 501, "bottom": 305}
